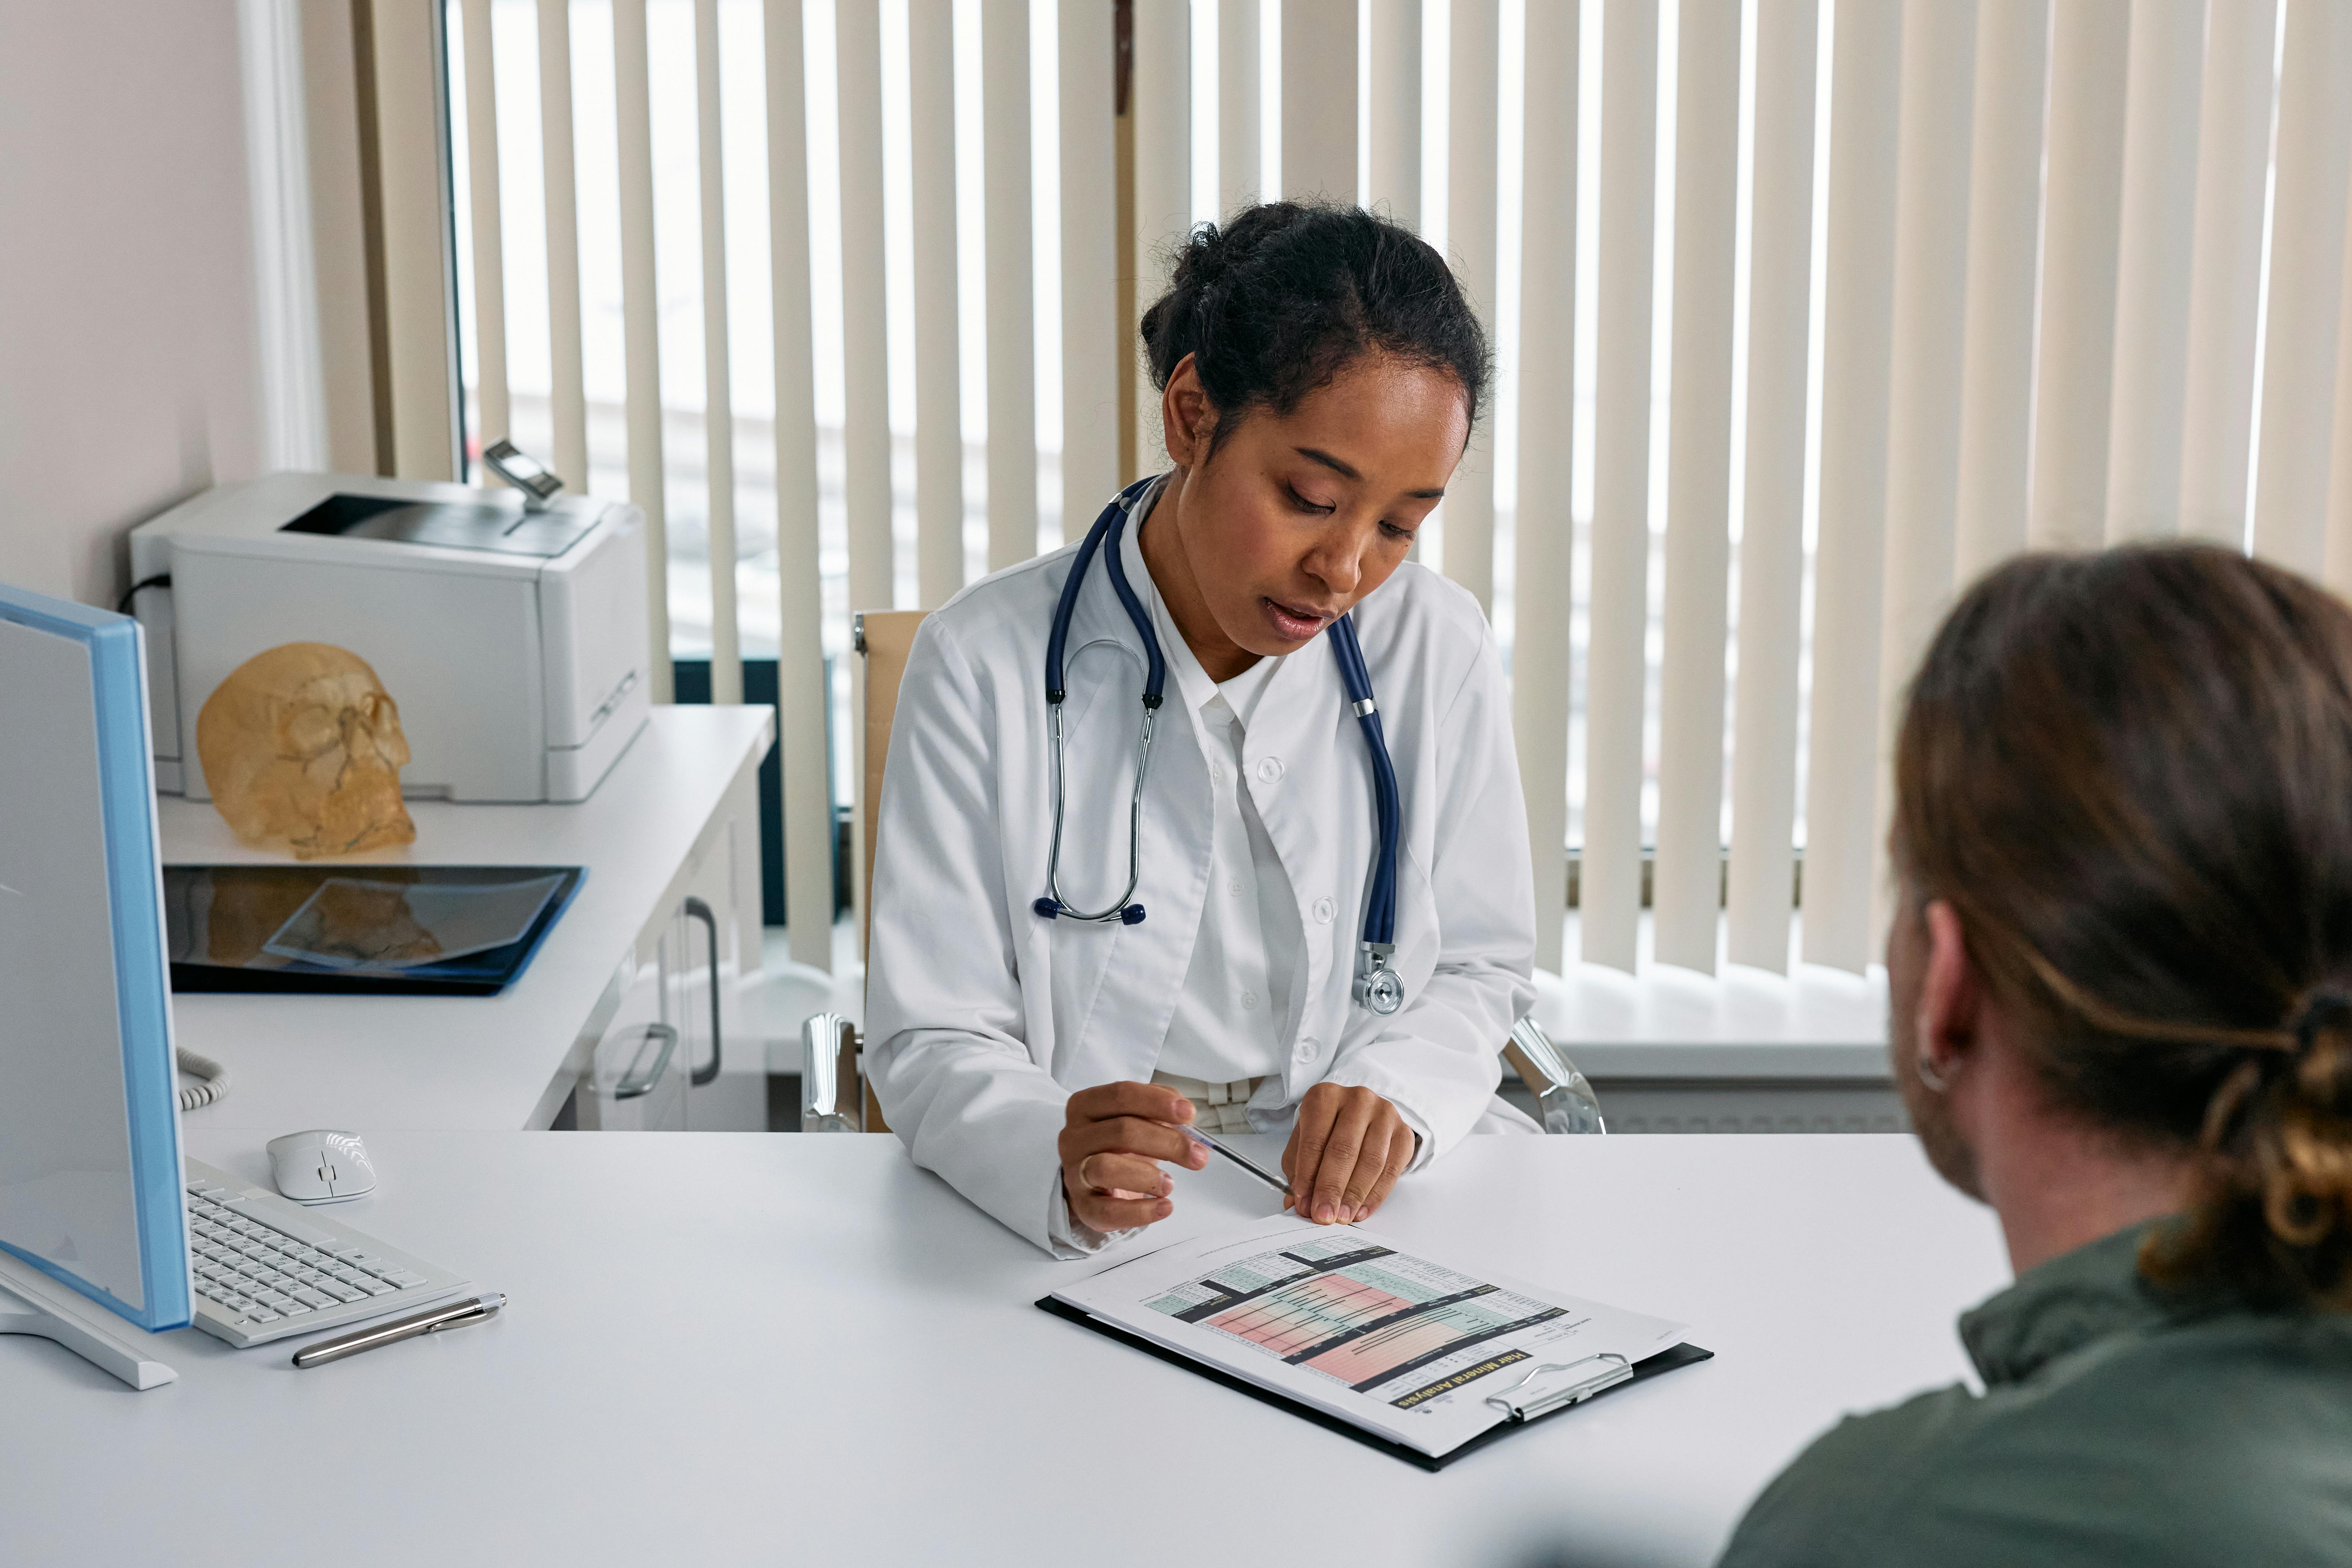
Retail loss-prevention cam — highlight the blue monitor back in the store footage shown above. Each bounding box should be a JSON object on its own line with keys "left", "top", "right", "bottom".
{"left": 0, "top": 582, "right": 191, "bottom": 1331}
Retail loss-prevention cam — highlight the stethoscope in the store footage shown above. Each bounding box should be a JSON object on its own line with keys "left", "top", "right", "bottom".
{"left": 1031, "top": 475, "right": 1407, "bottom": 1016}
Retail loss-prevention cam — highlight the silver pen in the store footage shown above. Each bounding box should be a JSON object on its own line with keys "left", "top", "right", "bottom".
{"left": 291, "top": 1291, "right": 506, "bottom": 1369}
{"left": 1180, "top": 1124, "right": 1292, "bottom": 1198}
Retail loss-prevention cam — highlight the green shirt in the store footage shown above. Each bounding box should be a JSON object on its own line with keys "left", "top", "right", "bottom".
{"left": 1717, "top": 1221, "right": 2352, "bottom": 1567}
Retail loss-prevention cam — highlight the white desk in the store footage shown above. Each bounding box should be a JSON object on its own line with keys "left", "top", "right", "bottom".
{"left": 159, "top": 706, "right": 772, "bottom": 1133}
{"left": 0, "top": 1132, "right": 2009, "bottom": 1566}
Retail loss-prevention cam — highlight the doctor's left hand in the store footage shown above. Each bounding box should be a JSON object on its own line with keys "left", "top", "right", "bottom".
{"left": 1282, "top": 1084, "right": 1418, "bottom": 1226}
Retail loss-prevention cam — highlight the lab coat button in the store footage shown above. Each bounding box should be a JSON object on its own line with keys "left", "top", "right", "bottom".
{"left": 1243, "top": 991, "right": 1259, "bottom": 1010}
{"left": 1294, "top": 1037, "right": 1318, "bottom": 1062}
{"left": 1311, "top": 897, "right": 1336, "bottom": 924}
{"left": 1255, "top": 757, "right": 1284, "bottom": 783}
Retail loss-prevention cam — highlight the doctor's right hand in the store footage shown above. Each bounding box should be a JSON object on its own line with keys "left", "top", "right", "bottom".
{"left": 1059, "top": 1082, "right": 1209, "bottom": 1232}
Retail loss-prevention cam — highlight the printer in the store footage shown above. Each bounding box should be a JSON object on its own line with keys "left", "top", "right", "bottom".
{"left": 129, "top": 467, "right": 651, "bottom": 804}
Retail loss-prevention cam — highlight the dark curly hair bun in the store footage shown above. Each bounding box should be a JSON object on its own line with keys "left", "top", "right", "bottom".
{"left": 1139, "top": 201, "right": 1489, "bottom": 456}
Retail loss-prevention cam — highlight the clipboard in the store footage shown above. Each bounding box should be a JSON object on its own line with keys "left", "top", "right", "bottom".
{"left": 1038, "top": 1295, "right": 1714, "bottom": 1472}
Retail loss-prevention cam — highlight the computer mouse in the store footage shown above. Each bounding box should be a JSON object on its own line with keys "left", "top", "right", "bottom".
{"left": 265, "top": 1130, "right": 377, "bottom": 1204}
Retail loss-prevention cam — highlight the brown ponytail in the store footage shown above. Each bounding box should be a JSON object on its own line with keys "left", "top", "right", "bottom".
{"left": 1895, "top": 544, "right": 2352, "bottom": 1308}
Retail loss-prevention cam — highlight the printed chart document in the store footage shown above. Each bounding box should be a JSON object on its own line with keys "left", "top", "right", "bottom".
{"left": 1048, "top": 1215, "right": 1690, "bottom": 1461}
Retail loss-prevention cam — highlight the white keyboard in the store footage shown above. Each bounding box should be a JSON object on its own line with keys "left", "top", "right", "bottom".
{"left": 183, "top": 1158, "right": 471, "bottom": 1349}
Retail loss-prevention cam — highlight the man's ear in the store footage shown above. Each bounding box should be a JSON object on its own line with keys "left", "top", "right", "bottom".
{"left": 1919, "top": 899, "right": 1982, "bottom": 1078}
{"left": 1161, "top": 354, "right": 1215, "bottom": 467}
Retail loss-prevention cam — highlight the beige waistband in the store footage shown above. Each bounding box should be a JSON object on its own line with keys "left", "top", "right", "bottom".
{"left": 1151, "top": 1070, "right": 1270, "bottom": 1137}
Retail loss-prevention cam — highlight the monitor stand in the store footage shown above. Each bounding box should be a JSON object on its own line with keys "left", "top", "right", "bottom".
{"left": 0, "top": 1248, "right": 178, "bottom": 1390}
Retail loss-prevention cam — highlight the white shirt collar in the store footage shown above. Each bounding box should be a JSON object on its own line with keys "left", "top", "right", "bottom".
{"left": 1215, "top": 651, "right": 1281, "bottom": 728}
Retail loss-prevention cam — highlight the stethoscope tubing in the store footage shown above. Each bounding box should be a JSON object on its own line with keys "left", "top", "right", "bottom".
{"left": 1037, "top": 477, "right": 1164, "bottom": 926}
{"left": 1041, "top": 698, "right": 1160, "bottom": 924}
{"left": 1327, "top": 614, "right": 1400, "bottom": 950}
{"left": 1045, "top": 476, "right": 1164, "bottom": 705}
{"left": 1036, "top": 475, "right": 1407, "bottom": 1013}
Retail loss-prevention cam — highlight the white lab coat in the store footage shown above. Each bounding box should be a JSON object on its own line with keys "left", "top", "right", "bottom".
{"left": 864, "top": 507, "right": 1537, "bottom": 1256}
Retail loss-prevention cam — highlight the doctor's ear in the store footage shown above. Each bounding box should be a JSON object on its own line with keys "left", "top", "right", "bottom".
{"left": 1160, "top": 355, "right": 1219, "bottom": 469}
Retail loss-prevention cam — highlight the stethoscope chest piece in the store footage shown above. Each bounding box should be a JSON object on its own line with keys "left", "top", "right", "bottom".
{"left": 1354, "top": 944, "right": 1405, "bottom": 1016}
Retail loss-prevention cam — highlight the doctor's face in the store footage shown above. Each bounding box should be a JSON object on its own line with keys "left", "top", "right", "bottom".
{"left": 1149, "top": 351, "right": 1470, "bottom": 676}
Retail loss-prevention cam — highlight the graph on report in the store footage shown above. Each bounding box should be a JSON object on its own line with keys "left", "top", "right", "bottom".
{"left": 1147, "top": 1239, "right": 1571, "bottom": 1396}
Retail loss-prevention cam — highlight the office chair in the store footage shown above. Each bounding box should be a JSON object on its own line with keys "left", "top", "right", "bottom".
{"left": 803, "top": 610, "right": 1605, "bottom": 1138}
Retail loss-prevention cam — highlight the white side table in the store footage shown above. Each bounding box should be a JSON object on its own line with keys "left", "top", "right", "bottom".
{"left": 160, "top": 706, "right": 774, "bottom": 1133}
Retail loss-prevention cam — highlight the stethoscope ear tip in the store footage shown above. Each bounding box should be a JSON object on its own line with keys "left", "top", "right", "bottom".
{"left": 1032, "top": 898, "right": 1063, "bottom": 920}
{"left": 1119, "top": 904, "right": 1147, "bottom": 926}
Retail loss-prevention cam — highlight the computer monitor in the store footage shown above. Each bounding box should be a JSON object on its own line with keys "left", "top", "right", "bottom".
{"left": 0, "top": 581, "right": 191, "bottom": 1386}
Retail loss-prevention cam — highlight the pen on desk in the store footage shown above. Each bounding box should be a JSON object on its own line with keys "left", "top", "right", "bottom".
{"left": 1179, "top": 1125, "right": 1293, "bottom": 1200}
{"left": 291, "top": 1291, "right": 506, "bottom": 1369}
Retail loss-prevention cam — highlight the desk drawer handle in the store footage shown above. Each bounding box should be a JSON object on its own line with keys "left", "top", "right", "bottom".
{"left": 683, "top": 897, "right": 722, "bottom": 1088}
{"left": 614, "top": 1023, "right": 678, "bottom": 1100}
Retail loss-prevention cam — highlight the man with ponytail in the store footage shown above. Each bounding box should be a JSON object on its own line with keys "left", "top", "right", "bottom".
{"left": 1719, "top": 544, "right": 2352, "bottom": 1567}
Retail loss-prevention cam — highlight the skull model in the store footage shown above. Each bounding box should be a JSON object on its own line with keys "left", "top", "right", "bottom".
{"left": 196, "top": 643, "right": 416, "bottom": 859}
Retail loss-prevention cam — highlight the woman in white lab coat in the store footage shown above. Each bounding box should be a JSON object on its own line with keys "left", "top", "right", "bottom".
{"left": 864, "top": 202, "right": 1538, "bottom": 1258}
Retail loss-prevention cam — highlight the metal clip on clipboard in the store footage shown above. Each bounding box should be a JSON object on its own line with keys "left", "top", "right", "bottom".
{"left": 1482, "top": 1353, "right": 1635, "bottom": 1421}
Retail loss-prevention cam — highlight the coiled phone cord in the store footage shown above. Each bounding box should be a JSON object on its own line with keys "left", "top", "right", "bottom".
{"left": 177, "top": 1047, "right": 230, "bottom": 1112}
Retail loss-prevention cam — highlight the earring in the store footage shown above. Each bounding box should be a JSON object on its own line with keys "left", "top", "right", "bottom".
{"left": 1915, "top": 1046, "right": 1953, "bottom": 1094}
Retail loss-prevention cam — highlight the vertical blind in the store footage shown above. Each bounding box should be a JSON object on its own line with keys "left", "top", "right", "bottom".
{"left": 441, "top": 0, "right": 2352, "bottom": 983}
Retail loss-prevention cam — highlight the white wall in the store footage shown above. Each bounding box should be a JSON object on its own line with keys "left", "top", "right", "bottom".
{"left": 0, "top": 0, "right": 264, "bottom": 607}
